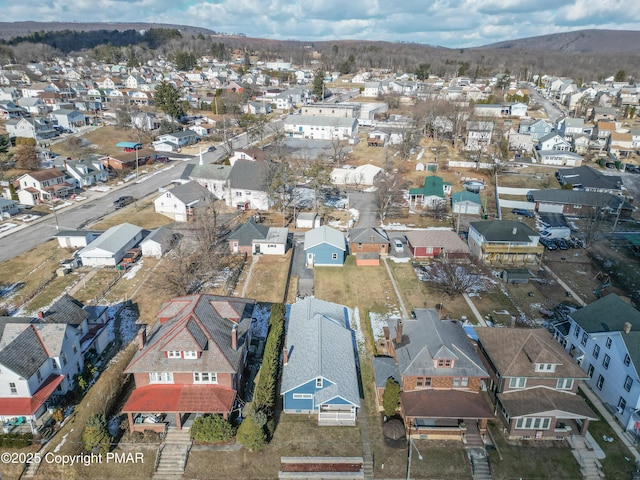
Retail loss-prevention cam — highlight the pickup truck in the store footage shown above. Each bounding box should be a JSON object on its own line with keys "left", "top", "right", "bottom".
{"left": 114, "top": 196, "right": 135, "bottom": 209}
{"left": 121, "top": 248, "right": 141, "bottom": 264}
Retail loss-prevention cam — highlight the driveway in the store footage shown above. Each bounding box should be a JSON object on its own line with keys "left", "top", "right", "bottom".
{"left": 348, "top": 190, "right": 377, "bottom": 228}
{"left": 290, "top": 233, "right": 313, "bottom": 297}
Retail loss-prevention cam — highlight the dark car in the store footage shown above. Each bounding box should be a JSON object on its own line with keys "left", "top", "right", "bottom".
{"left": 114, "top": 196, "right": 135, "bottom": 209}
{"left": 540, "top": 238, "right": 557, "bottom": 250}
{"left": 554, "top": 238, "right": 570, "bottom": 250}
{"left": 511, "top": 208, "right": 535, "bottom": 218}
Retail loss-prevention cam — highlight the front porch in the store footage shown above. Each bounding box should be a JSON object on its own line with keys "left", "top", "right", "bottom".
{"left": 318, "top": 405, "right": 358, "bottom": 426}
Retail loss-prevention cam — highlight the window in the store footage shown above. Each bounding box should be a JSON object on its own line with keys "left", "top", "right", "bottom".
{"left": 574, "top": 326, "right": 580, "bottom": 338}
{"left": 149, "top": 372, "right": 174, "bottom": 384}
{"left": 587, "top": 364, "right": 594, "bottom": 378}
{"left": 358, "top": 243, "right": 362, "bottom": 250}
{"left": 535, "top": 363, "right": 556, "bottom": 372}
{"left": 167, "top": 351, "right": 181, "bottom": 358}
{"left": 603, "top": 354, "right": 610, "bottom": 370}
{"left": 624, "top": 354, "right": 631, "bottom": 367}
{"left": 73, "top": 344, "right": 77, "bottom": 354}
{"left": 316, "top": 378, "right": 323, "bottom": 388}
{"left": 51, "top": 359, "right": 58, "bottom": 369}
{"left": 9, "top": 382, "right": 17, "bottom": 394}
{"left": 593, "top": 344, "right": 600, "bottom": 359}
{"left": 453, "top": 377, "right": 469, "bottom": 387}
{"left": 596, "top": 375, "right": 604, "bottom": 390}
{"left": 437, "top": 359, "right": 452, "bottom": 368}
{"left": 618, "top": 397, "right": 627, "bottom": 413}
{"left": 515, "top": 417, "right": 551, "bottom": 430}
{"left": 184, "top": 351, "right": 197, "bottom": 359}
{"left": 509, "top": 377, "right": 527, "bottom": 389}
{"left": 193, "top": 372, "right": 217, "bottom": 384}
{"left": 331, "top": 253, "right": 338, "bottom": 260}
{"left": 292, "top": 393, "right": 313, "bottom": 399}
{"left": 624, "top": 376, "right": 633, "bottom": 392}
{"left": 581, "top": 332, "right": 588, "bottom": 347}
{"left": 61, "top": 353, "right": 67, "bottom": 366}
{"left": 556, "top": 378, "right": 573, "bottom": 390}
{"left": 606, "top": 337, "right": 612, "bottom": 349}
{"left": 416, "top": 377, "right": 432, "bottom": 388}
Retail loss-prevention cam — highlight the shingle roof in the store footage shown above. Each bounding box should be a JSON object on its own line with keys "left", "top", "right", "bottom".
{"left": 469, "top": 220, "right": 539, "bottom": 242}
{"left": 389, "top": 309, "right": 488, "bottom": 379}
{"left": 284, "top": 115, "right": 358, "bottom": 128}
{"left": 79, "top": 223, "right": 143, "bottom": 256}
{"left": 23, "top": 169, "right": 65, "bottom": 182}
{"left": 189, "top": 163, "right": 231, "bottom": 181}
{"left": 348, "top": 227, "right": 389, "bottom": 244}
{"left": 280, "top": 297, "right": 360, "bottom": 408}
{"left": 529, "top": 189, "right": 631, "bottom": 210}
{"left": 405, "top": 229, "right": 469, "bottom": 254}
{"left": 229, "top": 160, "right": 271, "bottom": 191}
{"left": 498, "top": 388, "right": 597, "bottom": 419}
{"left": 228, "top": 219, "right": 269, "bottom": 247}
{"left": 304, "top": 226, "right": 346, "bottom": 251}
{"left": 161, "top": 181, "right": 212, "bottom": 206}
{"left": 570, "top": 294, "right": 640, "bottom": 333}
{"left": 475, "top": 327, "right": 587, "bottom": 379}
{"left": 558, "top": 166, "right": 621, "bottom": 191}
{"left": 40, "top": 294, "right": 89, "bottom": 327}
{"left": 0, "top": 325, "right": 48, "bottom": 378}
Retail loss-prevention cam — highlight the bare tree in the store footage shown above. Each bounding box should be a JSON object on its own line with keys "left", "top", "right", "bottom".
{"left": 304, "top": 159, "right": 332, "bottom": 211}
{"left": 373, "top": 172, "right": 408, "bottom": 222}
{"left": 329, "top": 137, "right": 349, "bottom": 166}
{"left": 424, "top": 259, "right": 485, "bottom": 298}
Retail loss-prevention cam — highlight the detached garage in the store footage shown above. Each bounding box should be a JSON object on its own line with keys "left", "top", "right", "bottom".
{"left": 140, "top": 226, "right": 177, "bottom": 259}
{"left": 78, "top": 223, "right": 145, "bottom": 267}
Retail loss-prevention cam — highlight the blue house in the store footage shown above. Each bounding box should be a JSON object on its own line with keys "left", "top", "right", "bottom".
{"left": 280, "top": 297, "right": 360, "bottom": 425}
{"left": 304, "top": 226, "right": 346, "bottom": 267}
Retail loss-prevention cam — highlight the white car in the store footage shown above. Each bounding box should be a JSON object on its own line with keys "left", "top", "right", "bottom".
{"left": 394, "top": 239, "right": 404, "bottom": 253}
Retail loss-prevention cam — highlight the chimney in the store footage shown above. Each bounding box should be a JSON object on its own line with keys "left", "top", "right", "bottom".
{"left": 37, "top": 311, "right": 44, "bottom": 319}
{"left": 396, "top": 319, "right": 403, "bottom": 345}
{"left": 283, "top": 346, "right": 288, "bottom": 365}
{"left": 512, "top": 227, "right": 517, "bottom": 235}
{"left": 137, "top": 326, "right": 146, "bottom": 351}
{"left": 624, "top": 322, "right": 632, "bottom": 334}
{"left": 231, "top": 325, "right": 238, "bottom": 350}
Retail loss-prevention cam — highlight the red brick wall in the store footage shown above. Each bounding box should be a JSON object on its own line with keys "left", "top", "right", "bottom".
{"left": 133, "top": 371, "right": 234, "bottom": 389}
{"left": 349, "top": 242, "right": 388, "bottom": 254}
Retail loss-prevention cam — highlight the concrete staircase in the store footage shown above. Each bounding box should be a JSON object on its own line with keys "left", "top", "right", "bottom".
{"left": 153, "top": 428, "right": 192, "bottom": 480}
{"left": 465, "top": 422, "right": 492, "bottom": 480}
{"left": 568, "top": 434, "right": 605, "bottom": 480}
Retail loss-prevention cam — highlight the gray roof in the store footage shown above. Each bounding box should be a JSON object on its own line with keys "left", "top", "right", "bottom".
{"left": 125, "top": 294, "right": 255, "bottom": 375}
{"left": 54, "top": 229, "right": 102, "bottom": 238}
{"left": 372, "top": 356, "right": 402, "bottom": 388}
{"left": 0, "top": 198, "right": 17, "bottom": 207}
{"left": 142, "top": 226, "right": 174, "bottom": 245}
{"left": 304, "top": 226, "right": 346, "bottom": 251}
{"left": 229, "top": 160, "right": 271, "bottom": 191}
{"left": 529, "top": 189, "right": 632, "bottom": 211}
{"left": 538, "top": 212, "right": 569, "bottom": 229}
{"left": 0, "top": 325, "right": 48, "bottom": 378}
{"left": 80, "top": 223, "right": 143, "bottom": 255}
{"left": 228, "top": 219, "right": 269, "bottom": 246}
{"left": 189, "top": 163, "right": 231, "bottom": 181}
{"left": 451, "top": 190, "right": 481, "bottom": 205}
{"left": 469, "top": 220, "right": 539, "bottom": 242}
{"left": 163, "top": 130, "right": 198, "bottom": 139}
{"left": 281, "top": 297, "right": 360, "bottom": 408}
{"left": 40, "top": 294, "right": 89, "bottom": 327}
{"left": 259, "top": 227, "right": 289, "bottom": 245}
{"left": 160, "top": 181, "right": 212, "bottom": 206}
{"left": 0, "top": 317, "right": 32, "bottom": 341}
{"left": 284, "top": 114, "right": 358, "bottom": 129}
{"left": 348, "top": 227, "right": 389, "bottom": 244}
{"left": 570, "top": 294, "right": 640, "bottom": 333}
{"left": 33, "top": 323, "right": 79, "bottom": 357}
{"left": 558, "top": 166, "right": 621, "bottom": 191}
{"left": 389, "top": 309, "right": 488, "bottom": 379}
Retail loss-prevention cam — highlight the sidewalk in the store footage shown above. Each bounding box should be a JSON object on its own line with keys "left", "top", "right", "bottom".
{"left": 580, "top": 381, "right": 640, "bottom": 464}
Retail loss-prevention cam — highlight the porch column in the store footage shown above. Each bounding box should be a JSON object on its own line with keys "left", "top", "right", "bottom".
{"left": 175, "top": 413, "right": 182, "bottom": 430}
{"left": 479, "top": 418, "right": 488, "bottom": 429}
{"left": 580, "top": 419, "right": 589, "bottom": 436}
{"left": 127, "top": 412, "right": 134, "bottom": 433}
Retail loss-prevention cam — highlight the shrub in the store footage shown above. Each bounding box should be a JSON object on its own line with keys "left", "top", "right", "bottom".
{"left": 82, "top": 413, "right": 111, "bottom": 454}
{"left": 0, "top": 433, "right": 33, "bottom": 448}
{"left": 236, "top": 414, "right": 266, "bottom": 451}
{"left": 190, "top": 415, "right": 234, "bottom": 443}
{"left": 382, "top": 377, "right": 401, "bottom": 418}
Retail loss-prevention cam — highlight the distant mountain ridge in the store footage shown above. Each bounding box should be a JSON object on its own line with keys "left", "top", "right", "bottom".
{"left": 0, "top": 21, "right": 217, "bottom": 41}
{"left": 477, "top": 29, "right": 640, "bottom": 54}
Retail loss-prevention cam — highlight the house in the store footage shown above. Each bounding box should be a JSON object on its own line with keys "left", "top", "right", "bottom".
{"left": 283, "top": 114, "right": 358, "bottom": 141}
{"left": 304, "top": 226, "right": 347, "bottom": 267}
{"left": 467, "top": 220, "right": 543, "bottom": 265}
{"left": 242, "top": 101, "right": 271, "bottom": 115}
{"left": 0, "top": 101, "right": 25, "bottom": 119}
{"left": 373, "top": 310, "right": 493, "bottom": 440}
{"left": 556, "top": 166, "right": 622, "bottom": 194}
{"left": 52, "top": 156, "right": 109, "bottom": 188}
{"left": 280, "top": 297, "right": 360, "bottom": 425}
{"left": 465, "top": 121, "right": 494, "bottom": 151}
{"left": 122, "top": 294, "right": 256, "bottom": 432}
{"left": 507, "top": 129, "right": 534, "bottom": 153}
{"left": 537, "top": 132, "right": 572, "bottom": 152}
{"left": 54, "top": 229, "right": 103, "bottom": 249}
{"left": 608, "top": 132, "right": 634, "bottom": 158}
{"left": 535, "top": 150, "right": 583, "bottom": 166}
{"left": 557, "top": 118, "right": 585, "bottom": 138}
{"left": 408, "top": 175, "right": 452, "bottom": 208}
{"left": 5, "top": 117, "right": 58, "bottom": 142}
{"left": 519, "top": 119, "right": 552, "bottom": 140}
{"left": 154, "top": 130, "right": 200, "bottom": 150}
{"left": 295, "top": 212, "right": 321, "bottom": 229}
{"left": 367, "top": 130, "right": 388, "bottom": 147}
{"left": 17, "top": 169, "right": 74, "bottom": 206}
{"left": 405, "top": 229, "right": 470, "bottom": 259}
{"left": 558, "top": 294, "right": 640, "bottom": 433}
{"left": 227, "top": 218, "right": 288, "bottom": 255}
{"left": 228, "top": 160, "right": 272, "bottom": 211}
{"left": 153, "top": 181, "right": 215, "bottom": 222}
{"left": 140, "top": 226, "right": 178, "bottom": 259}
{"left": 50, "top": 109, "right": 87, "bottom": 130}
{"left": 99, "top": 150, "right": 167, "bottom": 173}
{"left": 363, "top": 81, "right": 383, "bottom": 98}
{"left": 528, "top": 190, "right": 634, "bottom": 219}
{"left": 475, "top": 327, "right": 597, "bottom": 440}
{"left": 228, "top": 147, "right": 270, "bottom": 166}
{"left": 0, "top": 198, "right": 19, "bottom": 218}
{"left": 451, "top": 191, "right": 482, "bottom": 215}
{"left": 348, "top": 227, "right": 389, "bottom": 266}
{"left": 16, "top": 97, "right": 49, "bottom": 116}
{"left": 78, "top": 223, "right": 145, "bottom": 267}
{"left": 331, "top": 164, "right": 383, "bottom": 187}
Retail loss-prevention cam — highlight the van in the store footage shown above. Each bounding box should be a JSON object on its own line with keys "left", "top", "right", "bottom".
{"left": 540, "top": 228, "right": 571, "bottom": 240}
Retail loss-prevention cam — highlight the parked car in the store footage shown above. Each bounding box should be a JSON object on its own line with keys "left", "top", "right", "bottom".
{"left": 114, "top": 196, "right": 135, "bottom": 209}
{"left": 394, "top": 239, "right": 404, "bottom": 253}
{"left": 540, "top": 238, "right": 557, "bottom": 250}
{"left": 511, "top": 208, "right": 535, "bottom": 218}
{"left": 554, "top": 238, "right": 570, "bottom": 250}
{"left": 121, "top": 247, "right": 141, "bottom": 264}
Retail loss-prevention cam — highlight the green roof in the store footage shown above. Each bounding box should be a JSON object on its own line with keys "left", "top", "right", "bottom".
{"left": 570, "top": 294, "right": 640, "bottom": 333}
{"left": 452, "top": 190, "right": 482, "bottom": 205}
{"left": 409, "top": 175, "right": 451, "bottom": 197}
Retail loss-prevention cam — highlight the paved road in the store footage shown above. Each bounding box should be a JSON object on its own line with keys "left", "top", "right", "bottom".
{"left": 0, "top": 129, "right": 260, "bottom": 263}
{"left": 347, "top": 190, "right": 377, "bottom": 228}
{"left": 527, "top": 84, "right": 565, "bottom": 123}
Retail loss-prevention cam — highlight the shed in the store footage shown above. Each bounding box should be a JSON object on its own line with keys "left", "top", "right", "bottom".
{"left": 78, "top": 223, "right": 145, "bottom": 266}
{"left": 140, "top": 226, "right": 176, "bottom": 258}
{"left": 55, "top": 229, "right": 103, "bottom": 249}
{"left": 501, "top": 268, "right": 531, "bottom": 284}
{"left": 296, "top": 212, "right": 321, "bottom": 229}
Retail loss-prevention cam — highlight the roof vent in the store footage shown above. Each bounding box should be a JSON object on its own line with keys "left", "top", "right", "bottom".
{"left": 512, "top": 227, "right": 517, "bottom": 235}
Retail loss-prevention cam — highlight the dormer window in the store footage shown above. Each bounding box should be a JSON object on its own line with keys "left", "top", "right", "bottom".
{"left": 437, "top": 359, "right": 453, "bottom": 368}
{"left": 534, "top": 363, "right": 556, "bottom": 373}
{"left": 167, "top": 351, "right": 181, "bottom": 358}
{"left": 184, "top": 351, "right": 198, "bottom": 359}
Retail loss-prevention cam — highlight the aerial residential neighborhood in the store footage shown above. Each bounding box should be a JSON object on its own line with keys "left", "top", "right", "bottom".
{"left": 0, "top": 19, "right": 640, "bottom": 480}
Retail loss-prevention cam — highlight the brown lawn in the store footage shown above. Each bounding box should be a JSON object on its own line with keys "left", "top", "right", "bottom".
{"left": 242, "top": 252, "right": 292, "bottom": 303}
{"left": 89, "top": 202, "right": 173, "bottom": 231}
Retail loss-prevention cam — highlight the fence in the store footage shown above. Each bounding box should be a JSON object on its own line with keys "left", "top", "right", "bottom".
{"left": 499, "top": 199, "right": 537, "bottom": 210}
{"left": 496, "top": 186, "right": 539, "bottom": 196}
{"left": 448, "top": 160, "right": 494, "bottom": 169}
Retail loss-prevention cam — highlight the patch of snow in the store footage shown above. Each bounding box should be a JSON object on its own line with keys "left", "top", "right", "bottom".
{"left": 53, "top": 432, "right": 70, "bottom": 453}
{"left": 118, "top": 305, "right": 141, "bottom": 344}
{"left": 369, "top": 312, "right": 391, "bottom": 345}
{"left": 416, "top": 148, "right": 425, "bottom": 161}
{"left": 388, "top": 256, "right": 412, "bottom": 263}
{"left": 250, "top": 303, "right": 271, "bottom": 339}
{"left": 122, "top": 260, "right": 143, "bottom": 280}
{"left": 350, "top": 307, "right": 365, "bottom": 352}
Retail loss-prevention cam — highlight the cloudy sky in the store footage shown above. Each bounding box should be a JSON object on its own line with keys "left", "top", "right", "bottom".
{"left": 2, "top": 0, "right": 639, "bottom": 48}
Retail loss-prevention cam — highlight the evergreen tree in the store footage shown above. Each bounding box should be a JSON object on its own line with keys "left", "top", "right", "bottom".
{"left": 0, "top": 134, "right": 10, "bottom": 154}
{"left": 312, "top": 69, "right": 325, "bottom": 99}
{"left": 614, "top": 69, "right": 627, "bottom": 82}
{"left": 82, "top": 413, "right": 112, "bottom": 454}
{"left": 154, "top": 81, "right": 185, "bottom": 121}
{"left": 190, "top": 415, "right": 234, "bottom": 443}
{"left": 382, "top": 378, "right": 401, "bottom": 418}
{"left": 415, "top": 63, "right": 430, "bottom": 81}
{"left": 236, "top": 413, "right": 267, "bottom": 451}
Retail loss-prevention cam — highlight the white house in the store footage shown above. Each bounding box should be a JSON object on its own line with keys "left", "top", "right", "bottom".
{"left": 153, "top": 181, "right": 214, "bottom": 222}
{"left": 283, "top": 115, "right": 358, "bottom": 141}
{"left": 54, "top": 229, "right": 103, "bottom": 249}
{"left": 140, "top": 226, "right": 176, "bottom": 258}
{"left": 331, "top": 164, "right": 383, "bottom": 187}
{"left": 537, "top": 132, "right": 572, "bottom": 152}
{"left": 17, "top": 169, "right": 74, "bottom": 206}
{"left": 535, "top": 150, "right": 583, "bottom": 167}
{"left": 50, "top": 109, "right": 87, "bottom": 130}
{"left": 465, "top": 121, "right": 494, "bottom": 151}
{"left": 78, "top": 223, "right": 145, "bottom": 267}
{"left": 558, "top": 294, "right": 640, "bottom": 433}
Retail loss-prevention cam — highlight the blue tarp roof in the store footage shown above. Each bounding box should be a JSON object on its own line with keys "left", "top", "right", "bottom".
{"left": 463, "top": 324, "right": 478, "bottom": 341}
{"left": 116, "top": 142, "right": 142, "bottom": 149}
